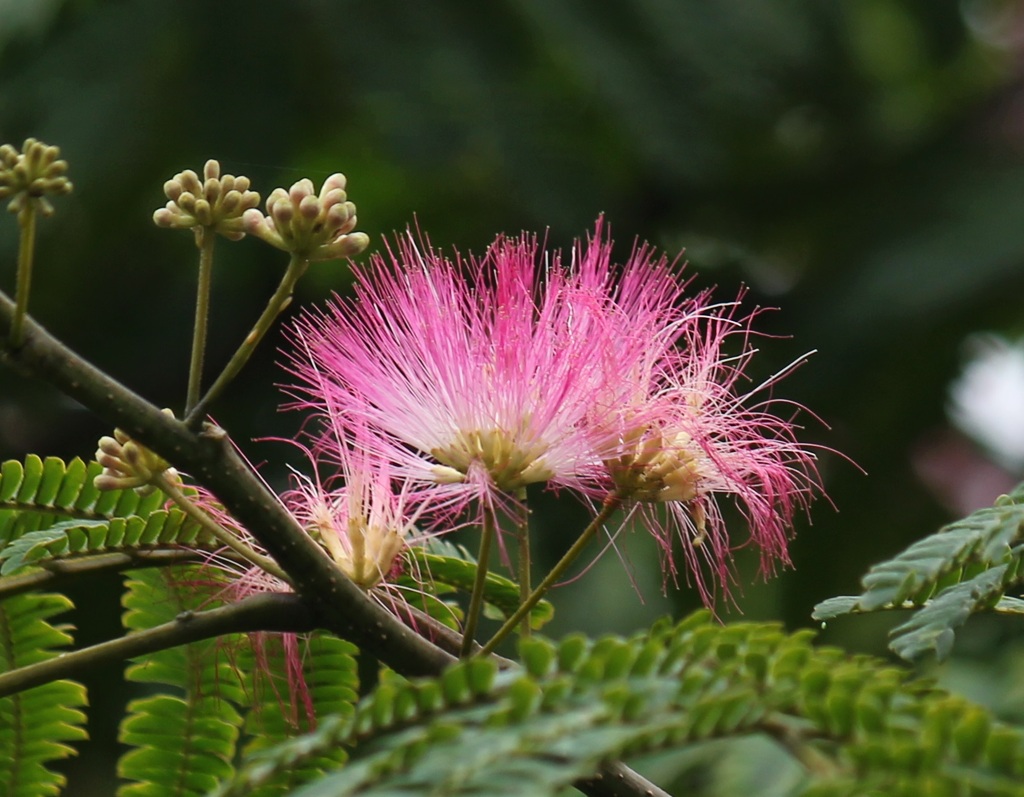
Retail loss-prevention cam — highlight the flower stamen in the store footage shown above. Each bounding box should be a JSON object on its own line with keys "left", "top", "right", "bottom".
{"left": 430, "top": 428, "right": 555, "bottom": 491}
{"left": 609, "top": 427, "right": 705, "bottom": 504}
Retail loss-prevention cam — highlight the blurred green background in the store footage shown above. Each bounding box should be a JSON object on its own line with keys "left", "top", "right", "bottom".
{"left": 3, "top": 1, "right": 1024, "bottom": 794}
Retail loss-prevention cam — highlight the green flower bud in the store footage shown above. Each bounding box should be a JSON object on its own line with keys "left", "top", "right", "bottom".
{"left": 0, "top": 138, "right": 73, "bottom": 217}
{"left": 153, "top": 159, "right": 260, "bottom": 241}
{"left": 94, "top": 409, "right": 182, "bottom": 496}
{"left": 244, "top": 173, "right": 369, "bottom": 261}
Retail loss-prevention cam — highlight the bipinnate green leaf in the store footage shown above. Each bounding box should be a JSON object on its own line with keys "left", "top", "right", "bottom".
{"left": 813, "top": 485, "right": 1024, "bottom": 661}
{"left": 887, "top": 564, "right": 1014, "bottom": 661}
{"left": 0, "top": 592, "right": 88, "bottom": 796}
{"left": 408, "top": 542, "right": 554, "bottom": 630}
{"left": 117, "top": 567, "right": 359, "bottom": 797}
{"left": 0, "top": 457, "right": 167, "bottom": 541}
{"left": 0, "top": 526, "right": 77, "bottom": 574}
{"left": 216, "top": 612, "right": 1024, "bottom": 797}
{"left": 0, "top": 456, "right": 216, "bottom": 581}
{"left": 237, "top": 631, "right": 359, "bottom": 797}
{"left": 118, "top": 568, "right": 245, "bottom": 797}
{"left": 0, "top": 512, "right": 215, "bottom": 576}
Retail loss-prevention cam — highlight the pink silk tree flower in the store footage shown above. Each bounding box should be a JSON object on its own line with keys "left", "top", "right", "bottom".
{"left": 599, "top": 294, "right": 824, "bottom": 605}
{"left": 187, "top": 453, "right": 427, "bottom": 615}
{"left": 285, "top": 217, "right": 827, "bottom": 608}
{"left": 284, "top": 229, "right": 656, "bottom": 516}
{"left": 184, "top": 425, "right": 431, "bottom": 725}
{"left": 278, "top": 417, "right": 431, "bottom": 592}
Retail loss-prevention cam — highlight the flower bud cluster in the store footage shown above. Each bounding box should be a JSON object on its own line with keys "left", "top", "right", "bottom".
{"left": 94, "top": 410, "right": 182, "bottom": 495}
{"left": 243, "top": 174, "right": 369, "bottom": 261}
{"left": 0, "top": 138, "right": 73, "bottom": 216}
{"left": 153, "top": 160, "right": 260, "bottom": 241}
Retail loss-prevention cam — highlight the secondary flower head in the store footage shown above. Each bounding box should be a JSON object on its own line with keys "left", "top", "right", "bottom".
{"left": 280, "top": 422, "right": 427, "bottom": 590}
{"left": 153, "top": 159, "right": 261, "bottom": 241}
{"left": 94, "top": 409, "right": 182, "bottom": 495}
{"left": 182, "top": 431, "right": 427, "bottom": 730}
{"left": 601, "top": 296, "right": 824, "bottom": 604}
{"left": 196, "top": 439, "right": 425, "bottom": 600}
{"left": 285, "top": 228, "right": 660, "bottom": 515}
{"left": 0, "top": 137, "right": 73, "bottom": 217}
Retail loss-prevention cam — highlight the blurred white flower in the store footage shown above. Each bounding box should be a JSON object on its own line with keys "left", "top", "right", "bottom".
{"left": 949, "top": 334, "right": 1024, "bottom": 472}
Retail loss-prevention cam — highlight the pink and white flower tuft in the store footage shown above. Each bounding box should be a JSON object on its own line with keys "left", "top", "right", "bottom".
{"left": 187, "top": 423, "right": 431, "bottom": 724}
{"left": 285, "top": 229, "right": 661, "bottom": 515}
{"left": 601, "top": 294, "right": 824, "bottom": 604}
{"left": 278, "top": 420, "right": 429, "bottom": 591}
{"left": 284, "top": 218, "right": 827, "bottom": 605}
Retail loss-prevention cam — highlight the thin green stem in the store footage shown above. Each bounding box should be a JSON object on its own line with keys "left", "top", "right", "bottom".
{"left": 761, "top": 716, "right": 841, "bottom": 777}
{"left": 516, "top": 487, "right": 531, "bottom": 639}
{"left": 186, "top": 230, "right": 217, "bottom": 414}
{"left": 185, "top": 252, "right": 309, "bottom": 427}
{"left": 9, "top": 204, "right": 37, "bottom": 347}
{"left": 395, "top": 603, "right": 517, "bottom": 668}
{"left": 479, "top": 491, "right": 627, "bottom": 656}
{"left": 460, "top": 508, "right": 497, "bottom": 658}
{"left": 152, "top": 472, "right": 291, "bottom": 583}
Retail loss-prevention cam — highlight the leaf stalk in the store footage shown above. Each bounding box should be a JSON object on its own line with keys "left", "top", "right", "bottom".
{"left": 185, "top": 252, "right": 309, "bottom": 426}
{"left": 152, "top": 471, "right": 291, "bottom": 583}
{"left": 516, "top": 486, "right": 531, "bottom": 639}
{"left": 460, "top": 507, "right": 497, "bottom": 657}
{"left": 9, "top": 204, "right": 37, "bottom": 347}
{"left": 480, "top": 491, "right": 626, "bottom": 656}
{"left": 185, "top": 229, "right": 217, "bottom": 413}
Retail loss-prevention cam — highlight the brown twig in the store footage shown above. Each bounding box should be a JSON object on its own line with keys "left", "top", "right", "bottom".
{"left": 0, "top": 592, "right": 315, "bottom": 698}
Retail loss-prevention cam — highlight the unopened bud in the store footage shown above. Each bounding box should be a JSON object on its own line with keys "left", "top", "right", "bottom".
{"left": 0, "top": 138, "right": 73, "bottom": 215}
{"left": 93, "top": 409, "right": 182, "bottom": 496}
{"left": 203, "top": 177, "right": 221, "bottom": 204}
{"left": 248, "top": 173, "right": 368, "bottom": 261}
{"left": 320, "top": 173, "right": 347, "bottom": 195}
{"left": 310, "top": 231, "right": 370, "bottom": 262}
{"left": 325, "top": 202, "right": 352, "bottom": 231}
{"left": 299, "top": 194, "right": 319, "bottom": 220}
{"left": 154, "top": 159, "right": 260, "bottom": 241}
{"left": 289, "top": 179, "right": 314, "bottom": 204}
{"left": 271, "top": 198, "right": 294, "bottom": 226}
{"left": 193, "top": 198, "right": 213, "bottom": 226}
{"left": 220, "top": 191, "right": 240, "bottom": 214}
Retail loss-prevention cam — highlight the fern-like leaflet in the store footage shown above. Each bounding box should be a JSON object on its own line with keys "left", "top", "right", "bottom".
{"left": 118, "top": 568, "right": 247, "bottom": 797}
{"left": 0, "top": 592, "right": 87, "bottom": 797}
{"left": 237, "top": 632, "right": 358, "bottom": 797}
{"left": 216, "top": 612, "right": 1024, "bottom": 797}
{"left": 814, "top": 482, "right": 1024, "bottom": 660}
